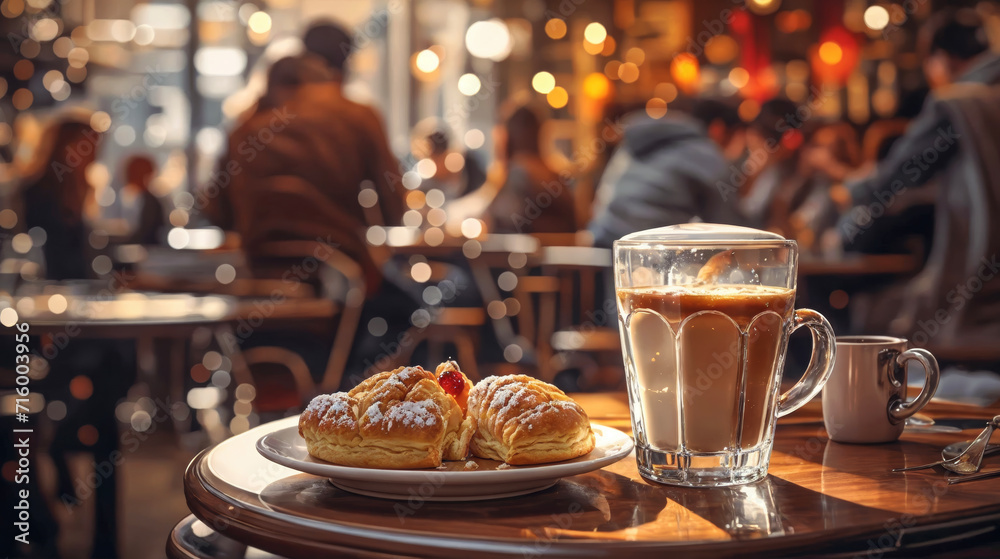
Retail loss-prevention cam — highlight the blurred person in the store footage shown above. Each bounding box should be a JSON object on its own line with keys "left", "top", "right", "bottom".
{"left": 841, "top": 7, "right": 1000, "bottom": 242}
{"left": 587, "top": 98, "right": 746, "bottom": 247}
{"left": 783, "top": 122, "right": 861, "bottom": 245}
{"left": 225, "top": 55, "right": 403, "bottom": 286}
{"left": 840, "top": 8, "right": 1000, "bottom": 344}
{"left": 482, "top": 104, "right": 577, "bottom": 234}
{"left": 738, "top": 98, "right": 808, "bottom": 232}
{"left": 302, "top": 19, "right": 354, "bottom": 83}
{"left": 120, "top": 154, "right": 166, "bottom": 245}
{"left": 257, "top": 54, "right": 333, "bottom": 113}
{"left": 216, "top": 45, "right": 415, "bottom": 388}
{"left": 10, "top": 115, "right": 134, "bottom": 558}
{"left": 18, "top": 117, "right": 99, "bottom": 279}
{"left": 410, "top": 123, "right": 486, "bottom": 199}
{"left": 692, "top": 98, "right": 746, "bottom": 162}
{"left": 202, "top": 54, "right": 334, "bottom": 230}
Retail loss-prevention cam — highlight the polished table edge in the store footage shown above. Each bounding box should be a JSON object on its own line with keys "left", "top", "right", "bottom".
{"left": 182, "top": 413, "right": 1000, "bottom": 558}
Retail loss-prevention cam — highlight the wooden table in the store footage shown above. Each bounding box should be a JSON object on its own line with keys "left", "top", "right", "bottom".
{"left": 175, "top": 393, "right": 1000, "bottom": 558}
{"left": 797, "top": 253, "right": 919, "bottom": 276}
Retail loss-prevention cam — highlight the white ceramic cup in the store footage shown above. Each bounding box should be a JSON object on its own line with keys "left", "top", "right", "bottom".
{"left": 822, "top": 336, "right": 940, "bottom": 444}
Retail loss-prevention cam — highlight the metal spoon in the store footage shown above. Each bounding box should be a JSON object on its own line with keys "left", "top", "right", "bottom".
{"left": 942, "top": 442, "right": 1000, "bottom": 460}
{"left": 892, "top": 415, "right": 1000, "bottom": 474}
{"left": 947, "top": 468, "right": 1000, "bottom": 485}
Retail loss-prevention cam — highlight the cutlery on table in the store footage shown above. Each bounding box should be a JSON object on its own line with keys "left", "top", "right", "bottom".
{"left": 947, "top": 469, "right": 1000, "bottom": 485}
{"left": 942, "top": 442, "right": 1000, "bottom": 460}
{"left": 892, "top": 415, "right": 1000, "bottom": 474}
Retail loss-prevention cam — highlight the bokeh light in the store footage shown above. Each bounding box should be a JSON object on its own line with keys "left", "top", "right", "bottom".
{"left": 465, "top": 19, "right": 512, "bottom": 61}
{"left": 818, "top": 41, "right": 843, "bottom": 65}
{"left": 546, "top": 86, "right": 568, "bottom": 109}
{"left": 646, "top": 98, "right": 668, "bottom": 119}
{"left": 863, "top": 6, "right": 890, "bottom": 31}
{"left": 531, "top": 71, "right": 555, "bottom": 94}
{"left": 464, "top": 129, "right": 485, "bottom": 149}
{"left": 583, "top": 73, "right": 610, "bottom": 99}
{"left": 12, "top": 89, "right": 33, "bottom": 110}
{"left": 670, "top": 53, "right": 700, "bottom": 89}
{"left": 728, "top": 67, "right": 750, "bottom": 89}
{"left": 583, "top": 22, "right": 607, "bottom": 44}
{"left": 247, "top": 11, "right": 272, "bottom": 34}
{"left": 625, "top": 47, "right": 645, "bottom": 66}
{"left": 457, "top": 73, "right": 481, "bottom": 95}
{"left": 618, "top": 62, "right": 639, "bottom": 84}
{"left": 415, "top": 49, "right": 440, "bottom": 73}
{"left": 544, "top": 18, "right": 567, "bottom": 39}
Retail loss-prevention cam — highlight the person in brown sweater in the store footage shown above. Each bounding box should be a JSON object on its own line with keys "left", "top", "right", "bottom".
{"left": 205, "top": 52, "right": 403, "bottom": 294}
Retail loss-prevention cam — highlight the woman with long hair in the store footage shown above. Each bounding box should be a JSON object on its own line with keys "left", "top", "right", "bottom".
{"left": 18, "top": 116, "right": 101, "bottom": 279}
{"left": 484, "top": 103, "right": 577, "bottom": 234}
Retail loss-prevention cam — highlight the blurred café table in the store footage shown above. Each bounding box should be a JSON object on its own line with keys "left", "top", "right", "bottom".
{"left": 0, "top": 285, "right": 242, "bottom": 557}
{"left": 797, "top": 252, "right": 921, "bottom": 276}
{"left": 173, "top": 393, "right": 1000, "bottom": 559}
{"left": 0, "top": 285, "right": 243, "bottom": 431}
{"left": 373, "top": 226, "right": 541, "bottom": 258}
{"left": 2, "top": 285, "right": 236, "bottom": 336}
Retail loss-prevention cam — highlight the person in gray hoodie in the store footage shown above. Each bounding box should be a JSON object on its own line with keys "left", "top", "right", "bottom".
{"left": 840, "top": 8, "right": 1000, "bottom": 249}
{"left": 587, "top": 99, "right": 747, "bottom": 247}
{"left": 841, "top": 8, "right": 1000, "bottom": 346}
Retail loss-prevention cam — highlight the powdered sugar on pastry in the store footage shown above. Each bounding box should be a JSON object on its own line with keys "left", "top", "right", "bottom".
{"left": 305, "top": 393, "right": 357, "bottom": 430}
{"left": 468, "top": 375, "right": 595, "bottom": 465}
{"left": 384, "top": 400, "right": 439, "bottom": 428}
{"left": 365, "top": 403, "right": 383, "bottom": 423}
{"left": 298, "top": 365, "right": 474, "bottom": 469}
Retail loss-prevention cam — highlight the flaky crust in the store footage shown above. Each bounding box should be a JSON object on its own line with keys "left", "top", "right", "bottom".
{"left": 298, "top": 366, "right": 476, "bottom": 469}
{"left": 468, "top": 375, "right": 596, "bottom": 465}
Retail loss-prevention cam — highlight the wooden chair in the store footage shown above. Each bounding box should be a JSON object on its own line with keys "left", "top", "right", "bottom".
{"left": 393, "top": 306, "right": 485, "bottom": 381}
{"left": 251, "top": 240, "right": 366, "bottom": 394}
{"left": 515, "top": 245, "right": 622, "bottom": 388}
{"left": 239, "top": 346, "right": 315, "bottom": 416}
{"left": 220, "top": 176, "right": 372, "bottom": 403}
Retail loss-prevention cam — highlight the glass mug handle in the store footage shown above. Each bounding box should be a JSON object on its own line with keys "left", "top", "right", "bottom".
{"left": 776, "top": 309, "right": 837, "bottom": 418}
{"left": 887, "top": 349, "right": 941, "bottom": 423}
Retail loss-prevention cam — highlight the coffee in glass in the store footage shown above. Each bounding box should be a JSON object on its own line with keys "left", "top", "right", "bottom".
{"left": 614, "top": 224, "right": 836, "bottom": 487}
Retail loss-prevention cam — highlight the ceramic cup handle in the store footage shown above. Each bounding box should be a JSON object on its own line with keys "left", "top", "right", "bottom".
{"left": 777, "top": 309, "right": 837, "bottom": 418}
{"left": 887, "top": 348, "right": 941, "bottom": 423}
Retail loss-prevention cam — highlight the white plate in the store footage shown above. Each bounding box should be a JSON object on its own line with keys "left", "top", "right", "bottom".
{"left": 256, "top": 422, "right": 633, "bottom": 501}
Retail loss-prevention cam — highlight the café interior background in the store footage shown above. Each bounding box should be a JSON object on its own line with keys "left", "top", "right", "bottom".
{"left": 3, "top": 0, "right": 1000, "bottom": 558}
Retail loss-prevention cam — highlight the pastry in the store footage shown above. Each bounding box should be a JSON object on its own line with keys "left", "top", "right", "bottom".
{"left": 298, "top": 365, "right": 476, "bottom": 469}
{"left": 467, "top": 375, "right": 595, "bottom": 465}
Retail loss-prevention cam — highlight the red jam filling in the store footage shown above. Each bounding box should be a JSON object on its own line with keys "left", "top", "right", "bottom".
{"left": 437, "top": 369, "right": 465, "bottom": 397}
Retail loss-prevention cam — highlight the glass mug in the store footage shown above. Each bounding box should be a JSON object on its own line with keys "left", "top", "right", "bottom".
{"left": 614, "top": 224, "right": 836, "bottom": 487}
